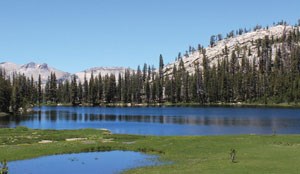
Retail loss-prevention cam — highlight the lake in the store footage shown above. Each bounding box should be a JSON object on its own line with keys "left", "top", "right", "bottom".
{"left": 1, "top": 106, "right": 300, "bottom": 135}
{"left": 8, "top": 151, "right": 159, "bottom": 174}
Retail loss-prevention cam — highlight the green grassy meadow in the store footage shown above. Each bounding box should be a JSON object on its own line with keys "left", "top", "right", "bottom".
{"left": 0, "top": 127, "right": 300, "bottom": 173}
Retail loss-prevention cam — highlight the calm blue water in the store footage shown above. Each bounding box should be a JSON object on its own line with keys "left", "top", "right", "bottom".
{"left": 8, "top": 151, "right": 159, "bottom": 174}
{"left": 1, "top": 106, "right": 300, "bottom": 135}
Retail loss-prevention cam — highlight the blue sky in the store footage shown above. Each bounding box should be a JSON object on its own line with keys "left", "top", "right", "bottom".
{"left": 0, "top": 0, "right": 299, "bottom": 73}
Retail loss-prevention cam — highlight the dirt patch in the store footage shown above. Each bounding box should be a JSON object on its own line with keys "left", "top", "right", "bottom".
{"left": 66, "top": 138, "right": 88, "bottom": 141}
{"left": 122, "top": 141, "right": 136, "bottom": 144}
{"left": 81, "top": 140, "right": 96, "bottom": 144}
{"left": 102, "top": 138, "right": 114, "bottom": 143}
{"left": 38, "top": 140, "right": 53, "bottom": 144}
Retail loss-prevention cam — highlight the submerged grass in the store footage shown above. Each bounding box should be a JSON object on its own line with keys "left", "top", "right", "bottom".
{"left": 1, "top": 127, "right": 300, "bottom": 173}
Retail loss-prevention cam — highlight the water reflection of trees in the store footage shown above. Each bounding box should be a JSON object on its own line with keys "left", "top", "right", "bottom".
{"left": 0, "top": 110, "right": 295, "bottom": 129}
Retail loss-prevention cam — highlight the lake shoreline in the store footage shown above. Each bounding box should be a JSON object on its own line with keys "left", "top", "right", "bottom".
{"left": 40, "top": 102, "right": 300, "bottom": 109}
{"left": 1, "top": 127, "right": 300, "bottom": 173}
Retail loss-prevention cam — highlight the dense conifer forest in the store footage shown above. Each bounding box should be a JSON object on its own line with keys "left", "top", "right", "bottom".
{"left": 1, "top": 21, "right": 300, "bottom": 114}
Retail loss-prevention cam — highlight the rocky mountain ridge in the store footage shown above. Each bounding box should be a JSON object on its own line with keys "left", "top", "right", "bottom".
{"left": 75, "top": 67, "right": 131, "bottom": 83}
{"left": 0, "top": 62, "right": 71, "bottom": 84}
{"left": 0, "top": 62, "right": 129, "bottom": 84}
{"left": 164, "top": 25, "right": 300, "bottom": 75}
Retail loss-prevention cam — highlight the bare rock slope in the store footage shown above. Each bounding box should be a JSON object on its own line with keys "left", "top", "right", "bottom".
{"left": 164, "top": 25, "right": 299, "bottom": 75}
{"left": 0, "top": 62, "right": 71, "bottom": 83}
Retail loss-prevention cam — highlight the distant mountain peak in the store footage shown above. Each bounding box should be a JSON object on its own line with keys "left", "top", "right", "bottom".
{"left": 21, "top": 62, "right": 37, "bottom": 69}
{"left": 39, "top": 63, "right": 49, "bottom": 70}
{"left": 0, "top": 61, "right": 69, "bottom": 83}
{"left": 0, "top": 61, "right": 18, "bottom": 65}
{"left": 19, "top": 62, "right": 50, "bottom": 70}
{"left": 0, "top": 61, "right": 129, "bottom": 84}
{"left": 85, "top": 66, "right": 127, "bottom": 73}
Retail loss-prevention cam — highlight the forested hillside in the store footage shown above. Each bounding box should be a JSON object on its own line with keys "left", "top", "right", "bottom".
{"left": 1, "top": 22, "right": 300, "bottom": 113}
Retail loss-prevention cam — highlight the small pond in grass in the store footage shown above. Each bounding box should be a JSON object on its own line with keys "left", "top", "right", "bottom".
{"left": 8, "top": 151, "right": 160, "bottom": 174}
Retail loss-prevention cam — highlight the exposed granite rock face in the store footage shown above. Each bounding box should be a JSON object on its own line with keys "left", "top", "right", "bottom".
{"left": 164, "top": 25, "right": 299, "bottom": 75}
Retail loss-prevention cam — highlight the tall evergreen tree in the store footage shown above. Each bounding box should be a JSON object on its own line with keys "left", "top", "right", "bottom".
{"left": 158, "top": 54, "right": 164, "bottom": 102}
{"left": 71, "top": 75, "right": 78, "bottom": 105}
{"left": 38, "top": 74, "right": 43, "bottom": 105}
{"left": 0, "top": 70, "right": 11, "bottom": 112}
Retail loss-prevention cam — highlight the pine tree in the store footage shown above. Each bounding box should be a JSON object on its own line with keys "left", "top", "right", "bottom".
{"left": 0, "top": 70, "right": 11, "bottom": 112}
{"left": 38, "top": 74, "right": 43, "bottom": 105}
{"left": 202, "top": 50, "right": 210, "bottom": 102}
{"left": 164, "top": 75, "right": 171, "bottom": 102}
{"left": 78, "top": 81, "right": 83, "bottom": 103}
{"left": 158, "top": 54, "right": 164, "bottom": 102}
{"left": 97, "top": 73, "right": 103, "bottom": 103}
{"left": 57, "top": 81, "right": 64, "bottom": 103}
{"left": 83, "top": 74, "right": 89, "bottom": 103}
{"left": 123, "top": 69, "right": 131, "bottom": 103}
{"left": 171, "top": 65, "right": 177, "bottom": 103}
{"left": 64, "top": 80, "right": 71, "bottom": 103}
{"left": 71, "top": 75, "right": 78, "bottom": 105}
{"left": 49, "top": 73, "right": 57, "bottom": 103}
{"left": 89, "top": 72, "right": 97, "bottom": 105}
{"left": 106, "top": 74, "right": 116, "bottom": 103}
{"left": 145, "top": 66, "right": 151, "bottom": 103}
{"left": 151, "top": 66, "right": 156, "bottom": 102}
{"left": 136, "top": 66, "right": 142, "bottom": 103}
{"left": 116, "top": 73, "right": 122, "bottom": 102}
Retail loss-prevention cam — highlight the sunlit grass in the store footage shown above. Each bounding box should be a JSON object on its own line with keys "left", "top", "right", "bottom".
{"left": 1, "top": 127, "right": 300, "bottom": 173}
